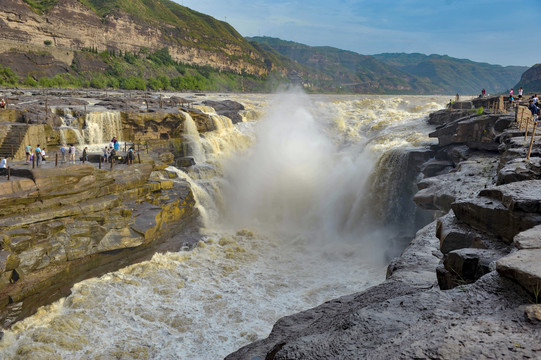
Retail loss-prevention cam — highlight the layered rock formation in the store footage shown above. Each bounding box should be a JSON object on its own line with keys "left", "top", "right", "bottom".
{"left": 227, "top": 97, "right": 541, "bottom": 359}
{"left": 0, "top": 162, "right": 200, "bottom": 328}
{"left": 0, "top": 89, "right": 253, "bottom": 329}
{"left": 0, "top": 0, "right": 269, "bottom": 76}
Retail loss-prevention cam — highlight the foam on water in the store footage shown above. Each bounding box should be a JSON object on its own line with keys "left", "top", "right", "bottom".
{"left": 0, "top": 92, "right": 449, "bottom": 359}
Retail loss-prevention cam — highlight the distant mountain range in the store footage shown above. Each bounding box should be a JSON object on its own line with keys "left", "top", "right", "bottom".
{"left": 248, "top": 37, "right": 528, "bottom": 95}
{"left": 0, "top": 0, "right": 533, "bottom": 94}
{"left": 373, "top": 53, "right": 528, "bottom": 95}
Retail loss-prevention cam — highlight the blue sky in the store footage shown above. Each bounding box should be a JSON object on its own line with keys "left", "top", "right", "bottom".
{"left": 173, "top": 0, "right": 537, "bottom": 67}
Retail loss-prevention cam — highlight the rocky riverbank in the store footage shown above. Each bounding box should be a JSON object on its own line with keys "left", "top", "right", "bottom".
{"left": 227, "top": 97, "right": 541, "bottom": 359}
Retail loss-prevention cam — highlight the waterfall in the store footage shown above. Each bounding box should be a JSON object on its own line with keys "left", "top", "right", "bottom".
{"left": 83, "top": 111, "right": 122, "bottom": 145}
{"left": 181, "top": 111, "right": 206, "bottom": 163}
{"left": 57, "top": 110, "right": 122, "bottom": 149}
{"left": 0, "top": 93, "right": 449, "bottom": 360}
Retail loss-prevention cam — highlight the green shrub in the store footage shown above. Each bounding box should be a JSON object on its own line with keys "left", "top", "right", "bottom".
{"left": 120, "top": 76, "right": 146, "bottom": 90}
{"left": 22, "top": 75, "right": 38, "bottom": 87}
{"left": 90, "top": 76, "right": 107, "bottom": 89}
{"left": 0, "top": 66, "right": 19, "bottom": 85}
{"left": 44, "top": 40, "right": 52, "bottom": 46}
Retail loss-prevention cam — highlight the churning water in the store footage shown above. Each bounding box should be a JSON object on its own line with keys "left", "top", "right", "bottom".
{"left": 0, "top": 91, "right": 448, "bottom": 359}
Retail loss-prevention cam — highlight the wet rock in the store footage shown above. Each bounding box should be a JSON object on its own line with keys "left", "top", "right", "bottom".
{"left": 176, "top": 157, "right": 195, "bottom": 167}
{"left": 428, "top": 109, "right": 472, "bottom": 126}
{"left": 436, "top": 213, "right": 487, "bottom": 253}
{"left": 523, "top": 304, "right": 541, "bottom": 322}
{"left": 497, "top": 249, "right": 541, "bottom": 296}
{"left": 451, "top": 180, "right": 541, "bottom": 242}
{"left": 429, "top": 113, "right": 504, "bottom": 150}
{"left": 497, "top": 157, "right": 541, "bottom": 185}
{"left": 420, "top": 159, "right": 453, "bottom": 177}
{"left": 414, "top": 154, "right": 499, "bottom": 213}
{"left": 437, "top": 248, "right": 505, "bottom": 290}
{"left": 202, "top": 100, "right": 245, "bottom": 124}
{"left": 513, "top": 225, "right": 541, "bottom": 249}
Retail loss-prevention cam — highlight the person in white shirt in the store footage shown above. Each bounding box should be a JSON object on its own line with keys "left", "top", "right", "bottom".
{"left": 0, "top": 157, "right": 7, "bottom": 176}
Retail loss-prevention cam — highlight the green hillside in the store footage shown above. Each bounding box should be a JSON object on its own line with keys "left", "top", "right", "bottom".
{"left": 514, "top": 64, "right": 541, "bottom": 93}
{"left": 247, "top": 37, "right": 436, "bottom": 94}
{"left": 373, "top": 53, "right": 527, "bottom": 95}
{"left": 10, "top": 2, "right": 530, "bottom": 94}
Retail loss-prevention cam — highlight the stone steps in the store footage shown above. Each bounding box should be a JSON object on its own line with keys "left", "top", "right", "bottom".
{"left": 0, "top": 124, "right": 28, "bottom": 159}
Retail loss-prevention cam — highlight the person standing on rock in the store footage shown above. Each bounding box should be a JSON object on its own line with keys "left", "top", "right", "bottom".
{"left": 60, "top": 144, "right": 66, "bottom": 163}
{"left": 41, "top": 147, "right": 47, "bottom": 162}
{"left": 82, "top": 147, "right": 88, "bottom": 162}
{"left": 35, "top": 144, "right": 42, "bottom": 167}
{"left": 69, "top": 144, "right": 76, "bottom": 164}
{"left": 103, "top": 146, "right": 110, "bottom": 163}
{"left": 0, "top": 157, "right": 7, "bottom": 176}
{"left": 127, "top": 146, "right": 134, "bottom": 165}
{"left": 25, "top": 144, "right": 32, "bottom": 163}
{"left": 528, "top": 99, "right": 539, "bottom": 123}
{"left": 519, "top": 87, "right": 523, "bottom": 102}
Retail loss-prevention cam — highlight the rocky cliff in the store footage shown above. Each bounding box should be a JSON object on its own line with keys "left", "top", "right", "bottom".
{"left": 0, "top": 161, "right": 201, "bottom": 328}
{"left": 515, "top": 63, "right": 541, "bottom": 93}
{"left": 227, "top": 97, "right": 541, "bottom": 359}
{"left": 0, "top": 0, "right": 269, "bottom": 76}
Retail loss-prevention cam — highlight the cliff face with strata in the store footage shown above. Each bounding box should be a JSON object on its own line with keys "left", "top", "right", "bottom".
{"left": 0, "top": 0, "right": 269, "bottom": 76}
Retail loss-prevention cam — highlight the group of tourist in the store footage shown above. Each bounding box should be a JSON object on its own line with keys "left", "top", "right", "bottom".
{"left": 508, "top": 87, "right": 524, "bottom": 105}
{"left": 19, "top": 136, "right": 136, "bottom": 170}
{"left": 25, "top": 144, "right": 49, "bottom": 166}
{"left": 59, "top": 144, "right": 78, "bottom": 164}
{"left": 0, "top": 98, "right": 7, "bottom": 109}
{"left": 102, "top": 136, "right": 136, "bottom": 165}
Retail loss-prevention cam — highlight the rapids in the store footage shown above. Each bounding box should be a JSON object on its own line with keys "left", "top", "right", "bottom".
{"left": 0, "top": 91, "right": 449, "bottom": 359}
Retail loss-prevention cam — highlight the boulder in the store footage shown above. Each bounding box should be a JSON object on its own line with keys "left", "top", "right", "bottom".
{"left": 437, "top": 248, "right": 505, "bottom": 290}
{"left": 497, "top": 249, "right": 541, "bottom": 296}
{"left": 451, "top": 180, "right": 541, "bottom": 242}
{"left": 436, "top": 213, "right": 499, "bottom": 254}
{"left": 202, "top": 100, "right": 245, "bottom": 124}
{"left": 497, "top": 157, "right": 541, "bottom": 185}
{"left": 429, "top": 113, "right": 504, "bottom": 150}
{"left": 414, "top": 154, "right": 499, "bottom": 213}
{"left": 513, "top": 225, "right": 541, "bottom": 250}
{"left": 428, "top": 109, "right": 472, "bottom": 126}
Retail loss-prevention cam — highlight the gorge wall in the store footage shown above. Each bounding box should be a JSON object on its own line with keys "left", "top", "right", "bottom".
{"left": 0, "top": 0, "right": 269, "bottom": 76}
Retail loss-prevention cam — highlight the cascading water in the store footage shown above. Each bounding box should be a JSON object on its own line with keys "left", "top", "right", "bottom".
{"left": 180, "top": 111, "right": 206, "bottom": 163}
{"left": 82, "top": 111, "right": 123, "bottom": 146}
{"left": 58, "top": 111, "right": 122, "bottom": 151}
{"left": 0, "top": 92, "right": 448, "bottom": 359}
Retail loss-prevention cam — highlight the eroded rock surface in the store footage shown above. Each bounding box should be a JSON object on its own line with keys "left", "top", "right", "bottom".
{"left": 0, "top": 163, "right": 199, "bottom": 328}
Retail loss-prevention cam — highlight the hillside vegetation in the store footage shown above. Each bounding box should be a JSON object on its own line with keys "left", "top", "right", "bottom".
{"left": 373, "top": 53, "right": 528, "bottom": 95}
{"left": 2, "top": 1, "right": 531, "bottom": 94}
{"left": 248, "top": 37, "right": 437, "bottom": 94}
